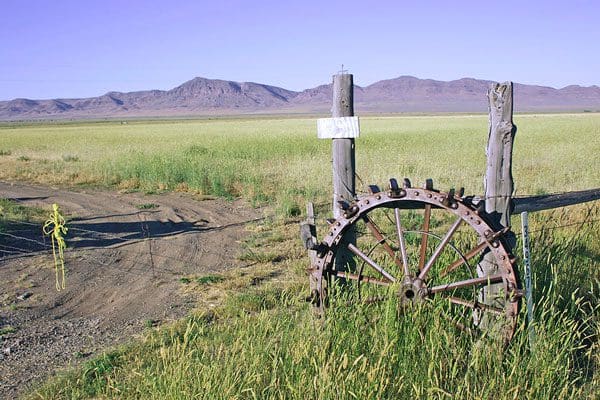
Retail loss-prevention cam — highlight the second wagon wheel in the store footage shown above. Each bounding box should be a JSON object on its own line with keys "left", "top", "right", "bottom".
{"left": 309, "top": 178, "right": 521, "bottom": 342}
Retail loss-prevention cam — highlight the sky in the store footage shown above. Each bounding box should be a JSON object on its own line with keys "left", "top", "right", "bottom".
{"left": 1, "top": 0, "right": 599, "bottom": 101}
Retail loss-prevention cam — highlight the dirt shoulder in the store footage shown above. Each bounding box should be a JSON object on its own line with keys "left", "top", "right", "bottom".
{"left": 0, "top": 182, "right": 262, "bottom": 398}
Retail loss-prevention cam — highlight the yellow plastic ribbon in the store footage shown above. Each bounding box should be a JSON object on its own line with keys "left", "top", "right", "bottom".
{"left": 43, "top": 203, "right": 68, "bottom": 291}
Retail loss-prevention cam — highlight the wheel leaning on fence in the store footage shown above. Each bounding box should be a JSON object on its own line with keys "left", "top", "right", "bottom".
{"left": 307, "top": 179, "right": 522, "bottom": 342}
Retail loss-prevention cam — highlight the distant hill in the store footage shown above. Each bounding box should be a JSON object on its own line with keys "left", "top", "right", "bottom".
{"left": 1, "top": 75, "right": 599, "bottom": 120}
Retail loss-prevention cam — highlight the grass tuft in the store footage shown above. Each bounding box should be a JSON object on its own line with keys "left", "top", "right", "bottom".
{"left": 61, "top": 154, "right": 79, "bottom": 162}
{"left": 196, "top": 274, "right": 225, "bottom": 285}
{"left": 136, "top": 203, "right": 159, "bottom": 210}
{"left": 0, "top": 325, "right": 18, "bottom": 335}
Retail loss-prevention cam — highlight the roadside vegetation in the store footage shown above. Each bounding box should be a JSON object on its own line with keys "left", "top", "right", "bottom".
{"left": 1, "top": 114, "right": 598, "bottom": 398}
{"left": 0, "top": 198, "right": 46, "bottom": 232}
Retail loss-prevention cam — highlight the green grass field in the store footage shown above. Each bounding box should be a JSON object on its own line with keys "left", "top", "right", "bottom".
{"left": 1, "top": 114, "right": 599, "bottom": 399}
{"left": 2, "top": 114, "right": 599, "bottom": 213}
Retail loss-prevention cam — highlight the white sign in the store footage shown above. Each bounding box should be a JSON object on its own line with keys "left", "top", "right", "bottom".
{"left": 317, "top": 116, "right": 360, "bottom": 139}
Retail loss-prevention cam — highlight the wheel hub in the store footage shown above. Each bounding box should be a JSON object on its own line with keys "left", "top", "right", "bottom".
{"left": 400, "top": 276, "right": 427, "bottom": 305}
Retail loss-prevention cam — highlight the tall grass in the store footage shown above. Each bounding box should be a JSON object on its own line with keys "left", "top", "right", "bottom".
{"left": 1, "top": 114, "right": 599, "bottom": 214}
{"left": 32, "top": 206, "right": 599, "bottom": 399}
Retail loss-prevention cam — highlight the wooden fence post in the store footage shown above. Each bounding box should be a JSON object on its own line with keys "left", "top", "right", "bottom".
{"left": 484, "top": 82, "right": 516, "bottom": 229}
{"left": 332, "top": 73, "right": 356, "bottom": 273}
{"left": 332, "top": 73, "right": 356, "bottom": 217}
{"left": 478, "top": 82, "right": 517, "bottom": 326}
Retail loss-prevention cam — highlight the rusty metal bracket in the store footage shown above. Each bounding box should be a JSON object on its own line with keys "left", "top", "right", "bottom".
{"left": 343, "top": 204, "right": 359, "bottom": 219}
{"left": 389, "top": 178, "right": 407, "bottom": 198}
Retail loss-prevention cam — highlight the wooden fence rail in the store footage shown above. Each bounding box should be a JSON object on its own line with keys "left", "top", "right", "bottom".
{"left": 511, "top": 188, "right": 600, "bottom": 214}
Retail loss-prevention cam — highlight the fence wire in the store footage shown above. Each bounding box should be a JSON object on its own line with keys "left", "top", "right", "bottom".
{"left": 1, "top": 189, "right": 597, "bottom": 283}
{"left": 0, "top": 233, "right": 262, "bottom": 285}
{"left": 2, "top": 209, "right": 597, "bottom": 263}
{"left": 0, "top": 210, "right": 275, "bottom": 284}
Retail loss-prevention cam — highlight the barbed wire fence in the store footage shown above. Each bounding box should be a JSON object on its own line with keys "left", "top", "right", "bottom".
{"left": 0, "top": 212, "right": 275, "bottom": 284}
{"left": 1, "top": 200, "right": 598, "bottom": 274}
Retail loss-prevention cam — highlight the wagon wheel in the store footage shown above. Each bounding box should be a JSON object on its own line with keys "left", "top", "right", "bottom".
{"left": 309, "top": 179, "right": 521, "bottom": 342}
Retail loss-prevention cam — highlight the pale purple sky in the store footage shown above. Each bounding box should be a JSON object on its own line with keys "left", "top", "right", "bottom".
{"left": 1, "top": 0, "right": 599, "bottom": 100}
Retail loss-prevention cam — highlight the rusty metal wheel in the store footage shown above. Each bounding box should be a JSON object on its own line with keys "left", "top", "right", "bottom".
{"left": 309, "top": 179, "right": 521, "bottom": 342}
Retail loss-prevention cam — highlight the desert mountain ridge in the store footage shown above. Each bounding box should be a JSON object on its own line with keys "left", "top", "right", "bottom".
{"left": 1, "top": 75, "right": 599, "bottom": 120}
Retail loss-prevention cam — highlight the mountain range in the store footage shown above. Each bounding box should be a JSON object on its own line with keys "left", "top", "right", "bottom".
{"left": 2, "top": 75, "right": 599, "bottom": 120}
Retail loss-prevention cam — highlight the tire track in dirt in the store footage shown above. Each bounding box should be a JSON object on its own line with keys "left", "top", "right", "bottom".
{"left": 0, "top": 182, "right": 262, "bottom": 398}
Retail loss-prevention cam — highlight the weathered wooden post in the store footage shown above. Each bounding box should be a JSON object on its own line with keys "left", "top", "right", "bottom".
{"left": 331, "top": 72, "right": 356, "bottom": 218}
{"left": 332, "top": 73, "right": 356, "bottom": 274}
{"left": 479, "top": 82, "right": 517, "bottom": 326}
{"left": 315, "top": 72, "right": 359, "bottom": 274}
{"left": 484, "top": 82, "right": 516, "bottom": 230}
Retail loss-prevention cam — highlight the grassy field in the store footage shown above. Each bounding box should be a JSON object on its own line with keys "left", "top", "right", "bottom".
{"left": 1, "top": 114, "right": 599, "bottom": 399}
{"left": 1, "top": 114, "right": 599, "bottom": 214}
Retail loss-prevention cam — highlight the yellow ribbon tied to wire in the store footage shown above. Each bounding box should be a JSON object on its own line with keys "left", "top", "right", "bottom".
{"left": 43, "top": 203, "right": 68, "bottom": 291}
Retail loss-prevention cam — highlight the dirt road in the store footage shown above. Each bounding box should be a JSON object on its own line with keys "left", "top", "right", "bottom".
{"left": 0, "top": 182, "right": 261, "bottom": 398}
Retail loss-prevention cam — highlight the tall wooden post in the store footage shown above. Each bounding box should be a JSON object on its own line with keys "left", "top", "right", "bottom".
{"left": 332, "top": 73, "right": 356, "bottom": 273}
{"left": 332, "top": 73, "right": 356, "bottom": 217}
{"left": 484, "top": 82, "right": 516, "bottom": 230}
{"left": 479, "top": 82, "right": 517, "bottom": 324}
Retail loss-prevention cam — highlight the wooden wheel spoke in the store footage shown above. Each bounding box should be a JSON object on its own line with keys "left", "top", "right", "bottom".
{"left": 429, "top": 274, "right": 504, "bottom": 294}
{"left": 418, "top": 217, "right": 463, "bottom": 280}
{"left": 394, "top": 208, "right": 410, "bottom": 277}
{"left": 418, "top": 204, "right": 432, "bottom": 271}
{"left": 348, "top": 243, "right": 397, "bottom": 283}
{"left": 363, "top": 215, "right": 403, "bottom": 269}
{"left": 447, "top": 296, "right": 505, "bottom": 316}
{"left": 440, "top": 241, "right": 488, "bottom": 277}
